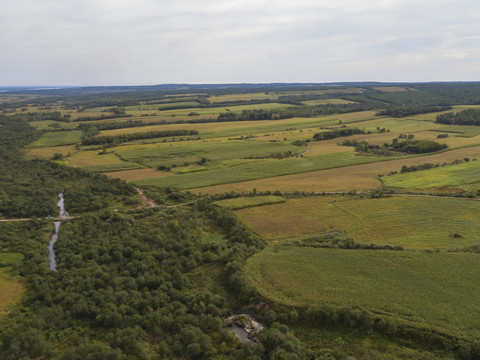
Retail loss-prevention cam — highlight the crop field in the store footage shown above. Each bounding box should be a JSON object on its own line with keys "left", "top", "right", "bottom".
{"left": 128, "top": 101, "right": 200, "bottom": 111}
{"left": 96, "top": 116, "right": 332, "bottom": 139}
{"left": 246, "top": 247, "right": 480, "bottom": 340}
{"left": 207, "top": 93, "right": 278, "bottom": 102}
{"left": 0, "top": 253, "right": 24, "bottom": 314}
{"left": 27, "top": 130, "right": 84, "bottom": 147}
{"left": 27, "top": 120, "right": 78, "bottom": 130}
{"left": 132, "top": 151, "right": 394, "bottom": 189}
{"left": 373, "top": 86, "right": 411, "bottom": 92}
{"left": 154, "top": 102, "right": 295, "bottom": 118}
{"left": 213, "top": 195, "right": 286, "bottom": 210}
{"left": 68, "top": 150, "right": 144, "bottom": 172}
{"left": 383, "top": 160, "right": 480, "bottom": 189}
{"left": 302, "top": 99, "right": 358, "bottom": 105}
{"left": 193, "top": 145, "right": 480, "bottom": 194}
{"left": 116, "top": 139, "right": 303, "bottom": 168}
{"left": 103, "top": 168, "right": 170, "bottom": 181}
{"left": 237, "top": 195, "right": 480, "bottom": 250}
{"left": 236, "top": 196, "right": 351, "bottom": 240}
{"left": 23, "top": 145, "right": 77, "bottom": 159}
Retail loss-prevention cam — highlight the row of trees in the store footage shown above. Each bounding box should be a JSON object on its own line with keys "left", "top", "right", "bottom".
{"left": 81, "top": 129, "right": 199, "bottom": 145}
{"left": 312, "top": 127, "right": 365, "bottom": 140}
{"left": 377, "top": 105, "right": 452, "bottom": 117}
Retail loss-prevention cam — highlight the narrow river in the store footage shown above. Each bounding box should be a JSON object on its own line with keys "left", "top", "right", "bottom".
{"left": 48, "top": 193, "right": 69, "bottom": 271}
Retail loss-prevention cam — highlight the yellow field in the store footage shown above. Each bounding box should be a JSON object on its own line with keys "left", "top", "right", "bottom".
{"left": 373, "top": 86, "right": 410, "bottom": 92}
{"left": 97, "top": 116, "right": 326, "bottom": 137}
{"left": 27, "top": 120, "right": 78, "bottom": 130}
{"left": 0, "top": 269, "right": 23, "bottom": 315}
{"left": 207, "top": 93, "right": 277, "bottom": 102}
{"left": 0, "top": 254, "right": 25, "bottom": 315}
{"left": 236, "top": 196, "right": 350, "bottom": 240}
{"left": 23, "top": 145, "right": 77, "bottom": 159}
{"left": 103, "top": 168, "right": 170, "bottom": 181}
{"left": 329, "top": 110, "right": 377, "bottom": 122}
{"left": 302, "top": 99, "right": 358, "bottom": 105}
{"left": 67, "top": 111, "right": 112, "bottom": 120}
{"left": 68, "top": 150, "right": 125, "bottom": 166}
{"left": 306, "top": 142, "right": 356, "bottom": 156}
{"left": 238, "top": 195, "right": 480, "bottom": 250}
{"left": 193, "top": 145, "right": 480, "bottom": 194}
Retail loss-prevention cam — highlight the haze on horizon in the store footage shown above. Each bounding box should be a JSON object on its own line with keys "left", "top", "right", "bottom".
{"left": 1, "top": 0, "right": 480, "bottom": 87}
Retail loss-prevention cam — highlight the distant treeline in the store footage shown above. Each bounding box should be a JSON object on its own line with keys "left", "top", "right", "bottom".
{"left": 73, "top": 113, "right": 132, "bottom": 122}
{"left": 399, "top": 158, "right": 471, "bottom": 174}
{"left": 78, "top": 120, "right": 145, "bottom": 131}
{"left": 3, "top": 111, "right": 70, "bottom": 122}
{"left": 81, "top": 129, "right": 199, "bottom": 145}
{"left": 217, "top": 104, "right": 373, "bottom": 122}
{"left": 436, "top": 108, "right": 480, "bottom": 125}
{"left": 377, "top": 105, "right": 452, "bottom": 118}
{"left": 313, "top": 127, "right": 365, "bottom": 140}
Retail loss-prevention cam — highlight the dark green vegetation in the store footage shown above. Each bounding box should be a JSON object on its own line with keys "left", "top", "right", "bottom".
{"left": 81, "top": 129, "right": 199, "bottom": 145}
{"left": 390, "top": 139, "right": 448, "bottom": 154}
{"left": 2, "top": 82, "right": 480, "bottom": 360}
{"left": 436, "top": 108, "right": 480, "bottom": 125}
{"left": 0, "top": 117, "right": 135, "bottom": 218}
{"left": 312, "top": 127, "right": 365, "bottom": 140}
{"left": 377, "top": 104, "right": 452, "bottom": 117}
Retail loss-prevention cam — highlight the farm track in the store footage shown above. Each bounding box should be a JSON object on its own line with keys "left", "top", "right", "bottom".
{"left": 0, "top": 216, "right": 75, "bottom": 222}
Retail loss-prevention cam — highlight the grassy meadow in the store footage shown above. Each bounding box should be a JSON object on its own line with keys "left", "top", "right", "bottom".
{"left": 246, "top": 247, "right": 480, "bottom": 340}
{"left": 132, "top": 151, "right": 394, "bottom": 189}
{"left": 27, "top": 130, "right": 84, "bottom": 147}
{"left": 236, "top": 195, "right": 480, "bottom": 250}
{"left": 213, "top": 195, "right": 286, "bottom": 210}
{"left": 383, "top": 159, "right": 480, "bottom": 190}
{"left": 194, "top": 145, "right": 480, "bottom": 194}
{"left": 0, "top": 253, "right": 24, "bottom": 315}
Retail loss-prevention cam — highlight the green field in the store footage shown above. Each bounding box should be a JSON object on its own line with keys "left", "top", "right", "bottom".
{"left": 27, "top": 130, "right": 84, "bottom": 147}
{"left": 236, "top": 195, "right": 480, "bottom": 250}
{"left": 383, "top": 160, "right": 480, "bottom": 189}
{"left": 246, "top": 247, "right": 480, "bottom": 340}
{"left": 132, "top": 151, "right": 395, "bottom": 189}
{"left": 213, "top": 195, "right": 286, "bottom": 209}
{"left": 0, "top": 253, "right": 24, "bottom": 314}
{"left": 27, "top": 120, "right": 78, "bottom": 130}
{"left": 115, "top": 139, "right": 303, "bottom": 168}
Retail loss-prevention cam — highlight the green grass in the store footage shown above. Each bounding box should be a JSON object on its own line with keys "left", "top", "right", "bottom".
{"left": 79, "top": 162, "right": 146, "bottom": 173}
{"left": 27, "top": 120, "right": 77, "bottom": 130}
{"left": 0, "top": 253, "right": 24, "bottom": 313}
{"left": 333, "top": 196, "right": 480, "bottom": 250}
{"left": 246, "top": 246, "right": 480, "bottom": 340}
{"left": 116, "top": 139, "right": 303, "bottom": 168}
{"left": 208, "top": 93, "right": 279, "bottom": 102}
{"left": 0, "top": 253, "right": 23, "bottom": 267}
{"left": 153, "top": 102, "right": 296, "bottom": 118}
{"left": 213, "top": 195, "right": 286, "bottom": 210}
{"left": 237, "top": 196, "right": 480, "bottom": 250}
{"left": 27, "top": 130, "right": 84, "bottom": 147}
{"left": 132, "top": 152, "right": 394, "bottom": 189}
{"left": 124, "top": 101, "right": 200, "bottom": 112}
{"left": 383, "top": 160, "right": 480, "bottom": 189}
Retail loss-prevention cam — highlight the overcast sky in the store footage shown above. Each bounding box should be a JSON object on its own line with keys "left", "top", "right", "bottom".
{"left": 1, "top": 0, "right": 480, "bottom": 86}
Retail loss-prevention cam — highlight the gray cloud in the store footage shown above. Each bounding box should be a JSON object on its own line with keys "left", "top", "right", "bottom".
{"left": 1, "top": 0, "right": 479, "bottom": 85}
